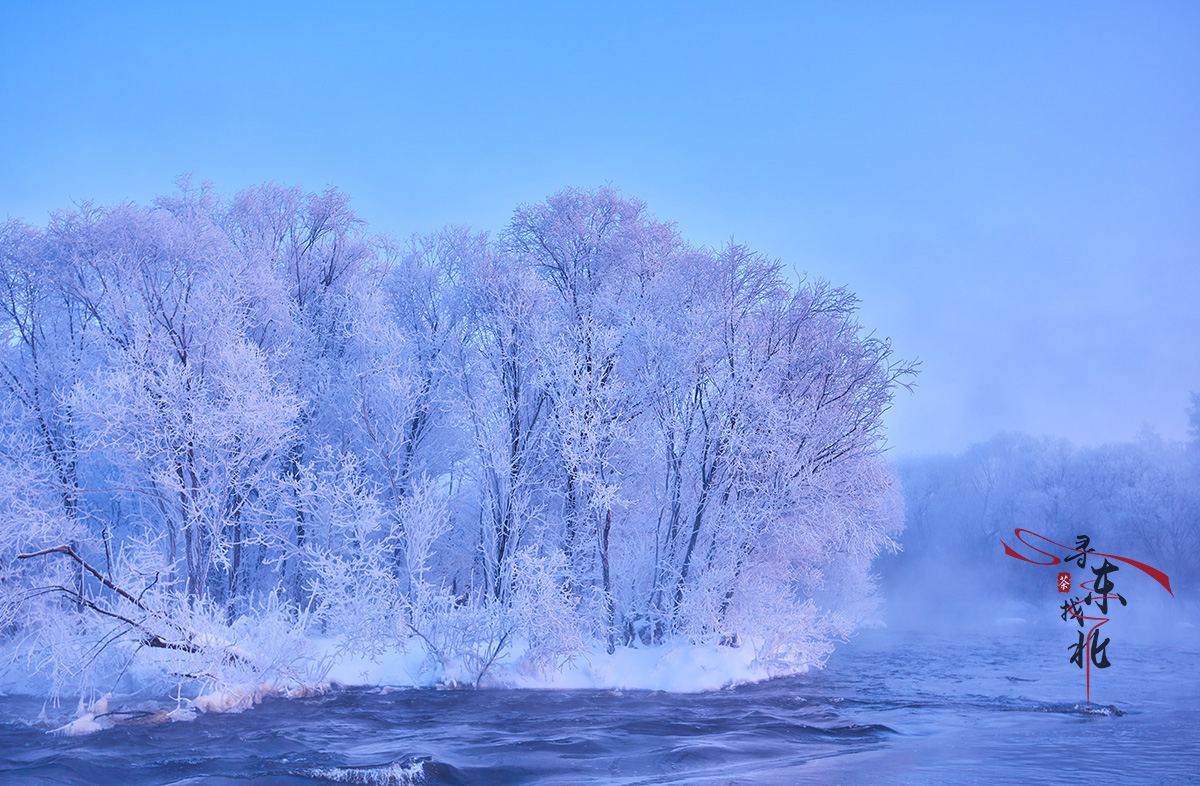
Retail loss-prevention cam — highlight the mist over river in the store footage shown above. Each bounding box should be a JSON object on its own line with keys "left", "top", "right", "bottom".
{"left": 3, "top": 615, "right": 1197, "bottom": 786}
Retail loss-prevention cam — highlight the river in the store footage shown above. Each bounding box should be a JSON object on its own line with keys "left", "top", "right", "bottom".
{"left": 2, "top": 617, "right": 1197, "bottom": 785}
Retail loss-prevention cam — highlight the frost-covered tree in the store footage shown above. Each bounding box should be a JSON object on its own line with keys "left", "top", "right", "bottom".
{"left": 456, "top": 242, "right": 554, "bottom": 603}
{"left": 620, "top": 243, "right": 911, "bottom": 649}
{"left": 222, "top": 182, "right": 373, "bottom": 607}
{"left": 506, "top": 188, "right": 684, "bottom": 648}
{"left": 1, "top": 182, "right": 916, "bottom": 702}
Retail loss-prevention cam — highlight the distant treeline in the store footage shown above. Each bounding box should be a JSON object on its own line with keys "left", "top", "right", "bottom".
{"left": 887, "top": 407, "right": 1200, "bottom": 606}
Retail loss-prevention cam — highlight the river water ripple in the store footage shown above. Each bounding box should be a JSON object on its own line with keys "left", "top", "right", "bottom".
{"left": 2, "top": 622, "right": 1197, "bottom": 785}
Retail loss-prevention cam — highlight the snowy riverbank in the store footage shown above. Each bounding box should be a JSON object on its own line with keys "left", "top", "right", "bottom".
{"left": 1, "top": 633, "right": 815, "bottom": 736}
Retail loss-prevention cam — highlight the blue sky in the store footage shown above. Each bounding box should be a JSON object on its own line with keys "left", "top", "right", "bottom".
{"left": 2, "top": 1, "right": 1197, "bottom": 455}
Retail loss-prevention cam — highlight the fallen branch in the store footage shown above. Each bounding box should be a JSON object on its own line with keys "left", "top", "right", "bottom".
{"left": 142, "top": 635, "right": 200, "bottom": 654}
{"left": 19, "top": 545, "right": 147, "bottom": 612}
{"left": 31, "top": 585, "right": 198, "bottom": 654}
{"left": 19, "top": 545, "right": 249, "bottom": 667}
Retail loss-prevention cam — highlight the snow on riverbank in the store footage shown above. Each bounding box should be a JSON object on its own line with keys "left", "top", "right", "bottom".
{"left": 28, "top": 635, "right": 804, "bottom": 735}
{"left": 317, "top": 635, "right": 784, "bottom": 693}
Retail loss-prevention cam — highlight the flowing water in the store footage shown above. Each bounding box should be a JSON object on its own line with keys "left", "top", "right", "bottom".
{"left": 2, "top": 621, "right": 1198, "bottom": 785}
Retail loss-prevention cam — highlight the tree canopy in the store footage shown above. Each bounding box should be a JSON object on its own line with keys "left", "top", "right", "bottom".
{"left": 0, "top": 183, "right": 914, "bottom": 698}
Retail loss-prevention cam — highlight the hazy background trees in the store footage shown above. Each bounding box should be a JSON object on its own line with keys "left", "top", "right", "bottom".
{"left": 883, "top": 412, "right": 1200, "bottom": 619}
{"left": 0, "top": 182, "right": 914, "bottom": 697}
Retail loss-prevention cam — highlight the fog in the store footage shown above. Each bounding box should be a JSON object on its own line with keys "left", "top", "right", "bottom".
{"left": 875, "top": 420, "right": 1200, "bottom": 648}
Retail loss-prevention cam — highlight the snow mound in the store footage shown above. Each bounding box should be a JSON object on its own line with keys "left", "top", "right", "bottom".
{"left": 193, "top": 680, "right": 329, "bottom": 713}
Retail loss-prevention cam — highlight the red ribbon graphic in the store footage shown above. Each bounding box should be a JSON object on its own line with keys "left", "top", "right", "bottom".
{"left": 1002, "top": 528, "right": 1173, "bottom": 597}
